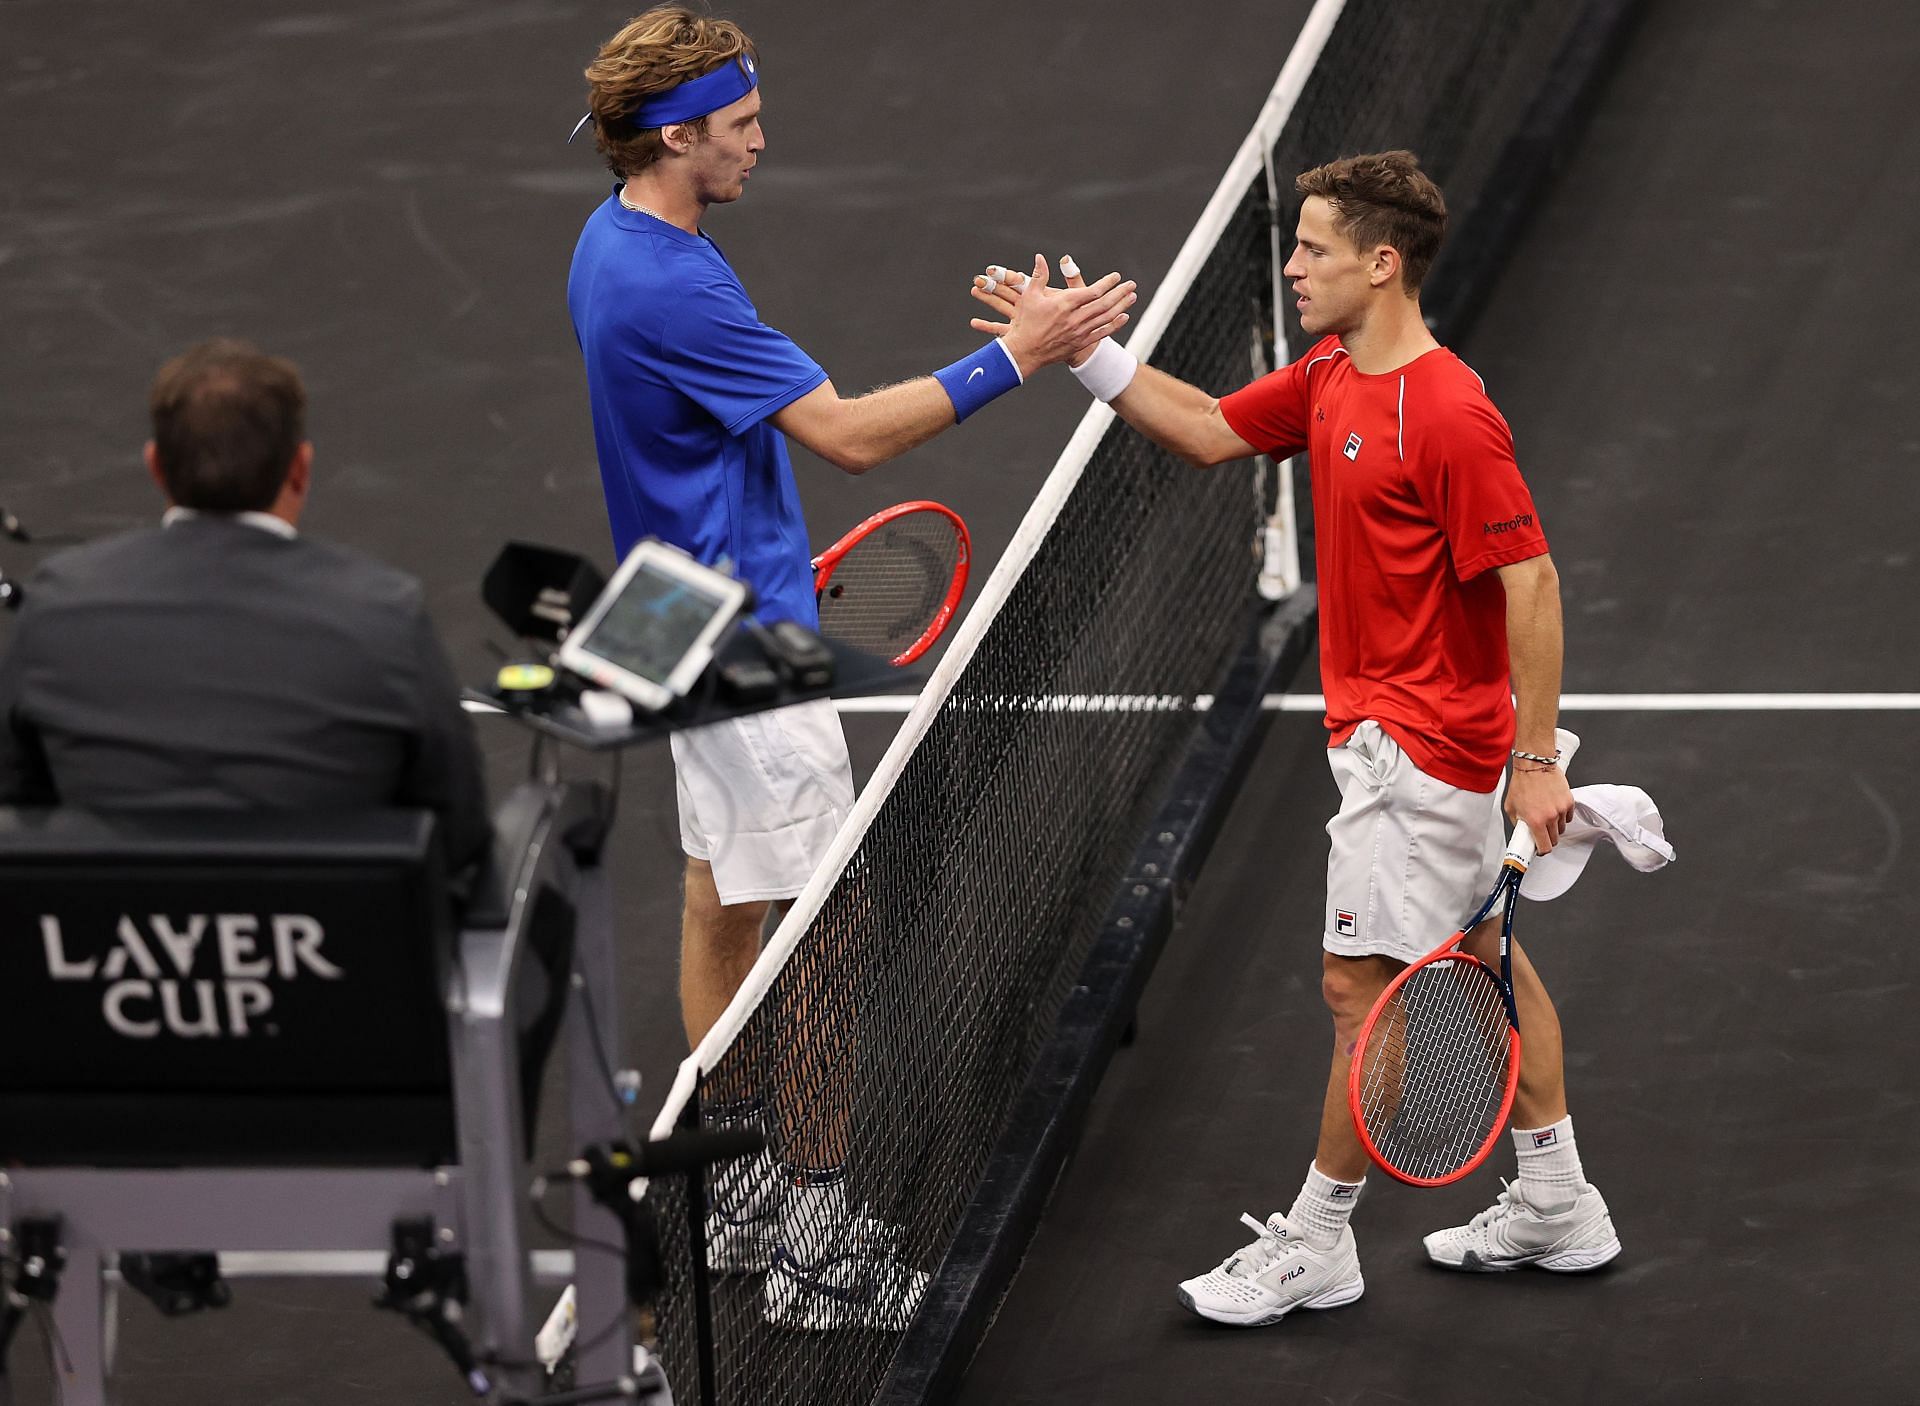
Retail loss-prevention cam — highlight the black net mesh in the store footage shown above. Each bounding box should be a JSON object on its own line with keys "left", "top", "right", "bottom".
{"left": 642, "top": 3, "right": 1589, "bottom": 1400}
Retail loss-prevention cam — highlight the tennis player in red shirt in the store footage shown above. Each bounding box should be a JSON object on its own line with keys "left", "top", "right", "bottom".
{"left": 973, "top": 149, "right": 1619, "bottom": 1325}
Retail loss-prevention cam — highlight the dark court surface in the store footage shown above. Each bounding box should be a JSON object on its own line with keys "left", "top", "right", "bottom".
{"left": 6, "top": 0, "right": 1916, "bottom": 1403}
{"left": 963, "top": 1, "right": 1920, "bottom": 1404}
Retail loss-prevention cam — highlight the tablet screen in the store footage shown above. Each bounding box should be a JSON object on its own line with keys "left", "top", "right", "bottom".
{"left": 573, "top": 558, "right": 736, "bottom": 688}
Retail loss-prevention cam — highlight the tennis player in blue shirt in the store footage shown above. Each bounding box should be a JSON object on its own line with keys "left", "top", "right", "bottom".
{"left": 566, "top": 5, "right": 1134, "bottom": 1332}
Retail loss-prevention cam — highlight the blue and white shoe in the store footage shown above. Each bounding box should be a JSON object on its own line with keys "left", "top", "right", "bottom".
{"left": 704, "top": 1148, "right": 785, "bottom": 1276}
{"left": 762, "top": 1209, "right": 926, "bottom": 1331}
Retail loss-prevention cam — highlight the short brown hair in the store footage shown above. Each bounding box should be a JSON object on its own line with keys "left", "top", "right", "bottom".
{"left": 584, "top": 6, "right": 757, "bottom": 180}
{"left": 1295, "top": 150, "right": 1447, "bottom": 293}
{"left": 148, "top": 339, "right": 307, "bottom": 512}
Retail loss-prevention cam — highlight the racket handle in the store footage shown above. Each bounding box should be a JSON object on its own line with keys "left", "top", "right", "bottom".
{"left": 1504, "top": 726, "right": 1580, "bottom": 865}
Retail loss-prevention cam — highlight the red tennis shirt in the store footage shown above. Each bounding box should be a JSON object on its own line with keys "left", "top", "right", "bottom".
{"left": 1220, "top": 336, "right": 1548, "bottom": 793}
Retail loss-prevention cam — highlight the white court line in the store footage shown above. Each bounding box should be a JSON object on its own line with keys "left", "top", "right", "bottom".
{"left": 830, "top": 692, "right": 1920, "bottom": 714}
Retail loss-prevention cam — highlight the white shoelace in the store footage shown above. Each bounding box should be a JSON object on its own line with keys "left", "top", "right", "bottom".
{"left": 1224, "top": 1212, "right": 1293, "bottom": 1277}
{"left": 1466, "top": 1178, "right": 1521, "bottom": 1233}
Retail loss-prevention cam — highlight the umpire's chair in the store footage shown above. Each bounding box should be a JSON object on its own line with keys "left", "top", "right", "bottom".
{"left": 0, "top": 782, "right": 637, "bottom": 1404}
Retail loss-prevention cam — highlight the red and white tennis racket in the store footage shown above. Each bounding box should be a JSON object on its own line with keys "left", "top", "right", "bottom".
{"left": 1347, "top": 729, "right": 1579, "bottom": 1187}
{"left": 811, "top": 501, "right": 969, "bottom": 666}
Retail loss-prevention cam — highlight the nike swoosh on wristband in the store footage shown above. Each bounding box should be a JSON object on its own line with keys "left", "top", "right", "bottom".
{"left": 967, "top": 367, "right": 984, "bottom": 382}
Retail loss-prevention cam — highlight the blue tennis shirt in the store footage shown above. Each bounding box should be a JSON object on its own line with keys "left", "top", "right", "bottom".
{"left": 567, "top": 190, "right": 828, "bottom": 625}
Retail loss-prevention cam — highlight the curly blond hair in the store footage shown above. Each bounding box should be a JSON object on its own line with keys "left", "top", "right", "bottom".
{"left": 584, "top": 6, "right": 757, "bottom": 179}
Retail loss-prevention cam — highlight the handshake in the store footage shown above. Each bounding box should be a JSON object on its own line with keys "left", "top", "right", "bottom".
{"left": 966, "top": 255, "right": 1141, "bottom": 404}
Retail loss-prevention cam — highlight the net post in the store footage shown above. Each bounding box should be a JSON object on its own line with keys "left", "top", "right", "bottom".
{"left": 1258, "top": 138, "right": 1304, "bottom": 600}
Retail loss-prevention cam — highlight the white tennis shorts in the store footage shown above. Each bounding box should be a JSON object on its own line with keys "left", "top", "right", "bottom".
{"left": 1323, "top": 720, "right": 1506, "bottom": 965}
{"left": 670, "top": 698, "right": 855, "bottom": 906}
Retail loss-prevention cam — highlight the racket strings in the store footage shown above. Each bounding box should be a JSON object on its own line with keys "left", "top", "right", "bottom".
{"left": 816, "top": 515, "right": 960, "bottom": 651}
{"left": 1355, "top": 955, "right": 1514, "bottom": 1182}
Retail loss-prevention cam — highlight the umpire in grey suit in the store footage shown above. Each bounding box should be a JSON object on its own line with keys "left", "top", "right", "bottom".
{"left": 0, "top": 338, "right": 491, "bottom": 871}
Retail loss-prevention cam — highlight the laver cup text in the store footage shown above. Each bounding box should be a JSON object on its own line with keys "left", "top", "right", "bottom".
{"left": 39, "top": 912, "right": 344, "bottom": 1038}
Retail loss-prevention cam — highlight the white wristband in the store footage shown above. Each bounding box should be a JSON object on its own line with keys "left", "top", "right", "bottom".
{"left": 1069, "top": 337, "right": 1138, "bottom": 403}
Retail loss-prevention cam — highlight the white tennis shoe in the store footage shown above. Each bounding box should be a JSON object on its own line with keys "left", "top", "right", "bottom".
{"left": 762, "top": 1215, "right": 928, "bottom": 1332}
{"left": 1423, "top": 1179, "right": 1621, "bottom": 1272}
{"left": 704, "top": 1149, "right": 785, "bottom": 1276}
{"left": 1176, "top": 1213, "right": 1365, "bottom": 1326}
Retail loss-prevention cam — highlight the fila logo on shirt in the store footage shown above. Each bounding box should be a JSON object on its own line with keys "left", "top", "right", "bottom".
{"left": 1334, "top": 909, "right": 1357, "bottom": 937}
{"left": 1342, "top": 432, "right": 1363, "bottom": 461}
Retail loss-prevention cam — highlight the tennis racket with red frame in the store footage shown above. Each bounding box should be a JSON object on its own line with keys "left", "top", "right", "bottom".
{"left": 1347, "top": 728, "right": 1579, "bottom": 1187}
{"left": 811, "top": 501, "right": 969, "bottom": 666}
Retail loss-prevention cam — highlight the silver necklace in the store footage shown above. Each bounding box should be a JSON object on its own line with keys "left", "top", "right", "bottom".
{"left": 618, "top": 188, "right": 673, "bottom": 223}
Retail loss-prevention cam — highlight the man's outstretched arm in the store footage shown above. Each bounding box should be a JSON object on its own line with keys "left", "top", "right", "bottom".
{"left": 1105, "top": 364, "right": 1261, "bottom": 468}
{"left": 967, "top": 264, "right": 1259, "bottom": 469}
{"left": 773, "top": 256, "right": 1136, "bottom": 474}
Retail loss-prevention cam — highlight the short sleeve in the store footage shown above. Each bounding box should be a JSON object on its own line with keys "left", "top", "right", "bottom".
{"left": 1217, "top": 338, "right": 1331, "bottom": 458}
{"left": 659, "top": 276, "right": 828, "bottom": 434}
{"left": 1411, "top": 398, "right": 1549, "bottom": 581}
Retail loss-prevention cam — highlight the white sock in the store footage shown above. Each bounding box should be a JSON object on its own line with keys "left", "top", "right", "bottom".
{"left": 1513, "top": 1115, "right": 1584, "bottom": 1215}
{"left": 779, "top": 1175, "right": 849, "bottom": 1264}
{"left": 1286, "top": 1163, "right": 1364, "bottom": 1251}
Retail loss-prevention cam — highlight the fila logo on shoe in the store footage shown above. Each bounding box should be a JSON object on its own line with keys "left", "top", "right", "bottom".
{"left": 1342, "top": 432, "right": 1362, "bottom": 460}
{"left": 1278, "top": 1264, "right": 1306, "bottom": 1285}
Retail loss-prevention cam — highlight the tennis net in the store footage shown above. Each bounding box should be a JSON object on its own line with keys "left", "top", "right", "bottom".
{"left": 638, "top": 1, "right": 1622, "bottom": 1401}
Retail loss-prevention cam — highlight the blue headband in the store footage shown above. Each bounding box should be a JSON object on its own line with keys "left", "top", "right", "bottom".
{"left": 632, "top": 54, "right": 758, "bottom": 129}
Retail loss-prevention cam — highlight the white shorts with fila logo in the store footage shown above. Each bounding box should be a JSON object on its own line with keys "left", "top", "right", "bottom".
{"left": 1323, "top": 720, "right": 1506, "bottom": 965}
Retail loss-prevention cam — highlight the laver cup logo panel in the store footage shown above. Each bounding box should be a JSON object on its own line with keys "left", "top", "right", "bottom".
{"left": 1, "top": 868, "right": 449, "bottom": 1094}
{"left": 38, "top": 911, "right": 342, "bottom": 1039}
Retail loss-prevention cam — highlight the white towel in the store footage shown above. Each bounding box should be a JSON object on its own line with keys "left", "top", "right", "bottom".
{"left": 1520, "top": 783, "right": 1675, "bottom": 901}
